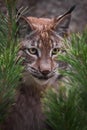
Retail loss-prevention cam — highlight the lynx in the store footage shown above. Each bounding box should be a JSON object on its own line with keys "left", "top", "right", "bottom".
{"left": 2, "top": 6, "right": 75, "bottom": 130}
{"left": 19, "top": 5, "right": 75, "bottom": 87}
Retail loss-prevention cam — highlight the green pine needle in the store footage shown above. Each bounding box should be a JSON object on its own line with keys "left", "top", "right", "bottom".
{"left": 43, "top": 29, "right": 87, "bottom": 130}
{"left": 0, "top": 0, "right": 23, "bottom": 123}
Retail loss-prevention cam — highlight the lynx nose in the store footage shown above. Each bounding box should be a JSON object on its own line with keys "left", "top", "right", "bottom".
{"left": 39, "top": 59, "right": 51, "bottom": 76}
{"left": 39, "top": 65, "right": 51, "bottom": 76}
{"left": 41, "top": 70, "right": 50, "bottom": 76}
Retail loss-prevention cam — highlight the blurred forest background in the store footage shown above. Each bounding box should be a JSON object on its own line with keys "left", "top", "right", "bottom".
{"left": 0, "top": 0, "right": 87, "bottom": 33}
{"left": 0, "top": 0, "right": 87, "bottom": 129}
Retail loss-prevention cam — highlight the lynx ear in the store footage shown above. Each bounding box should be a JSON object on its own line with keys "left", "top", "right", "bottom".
{"left": 54, "top": 5, "right": 76, "bottom": 37}
{"left": 17, "top": 16, "right": 34, "bottom": 38}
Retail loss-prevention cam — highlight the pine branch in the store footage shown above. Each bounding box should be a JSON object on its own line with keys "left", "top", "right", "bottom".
{"left": 43, "top": 29, "right": 87, "bottom": 130}
{"left": 0, "top": 0, "right": 23, "bottom": 123}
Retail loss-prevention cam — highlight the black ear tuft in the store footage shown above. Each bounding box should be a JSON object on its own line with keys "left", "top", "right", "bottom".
{"left": 66, "top": 5, "right": 76, "bottom": 14}
{"left": 58, "top": 5, "right": 76, "bottom": 21}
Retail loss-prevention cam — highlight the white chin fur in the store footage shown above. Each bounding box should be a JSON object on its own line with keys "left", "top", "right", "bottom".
{"left": 34, "top": 74, "right": 58, "bottom": 86}
{"left": 33, "top": 78, "right": 50, "bottom": 85}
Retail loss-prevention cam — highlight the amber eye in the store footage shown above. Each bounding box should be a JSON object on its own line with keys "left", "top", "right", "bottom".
{"left": 28, "top": 48, "right": 38, "bottom": 55}
{"left": 52, "top": 48, "right": 60, "bottom": 55}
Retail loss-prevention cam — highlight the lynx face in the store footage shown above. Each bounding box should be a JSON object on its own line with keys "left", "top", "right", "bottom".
{"left": 20, "top": 31, "right": 64, "bottom": 85}
{"left": 19, "top": 6, "right": 75, "bottom": 85}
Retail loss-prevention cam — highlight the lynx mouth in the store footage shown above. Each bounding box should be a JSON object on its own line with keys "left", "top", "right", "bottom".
{"left": 28, "top": 67, "right": 57, "bottom": 81}
{"left": 33, "top": 74, "right": 55, "bottom": 85}
{"left": 31, "top": 73, "right": 54, "bottom": 80}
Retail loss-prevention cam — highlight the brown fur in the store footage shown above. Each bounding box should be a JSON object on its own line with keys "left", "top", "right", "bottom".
{"left": 1, "top": 83, "right": 47, "bottom": 130}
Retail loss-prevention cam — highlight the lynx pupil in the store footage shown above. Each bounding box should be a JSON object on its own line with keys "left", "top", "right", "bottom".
{"left": 52, "top": 48, "right": 60, "bottom": 55}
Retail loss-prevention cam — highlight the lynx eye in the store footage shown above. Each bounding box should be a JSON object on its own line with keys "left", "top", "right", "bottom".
{"left": 52, "top": 48, "right": 60, "bottom": 56}
{"left": 27, "top": 48, "right": 38, "bottom": 55}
